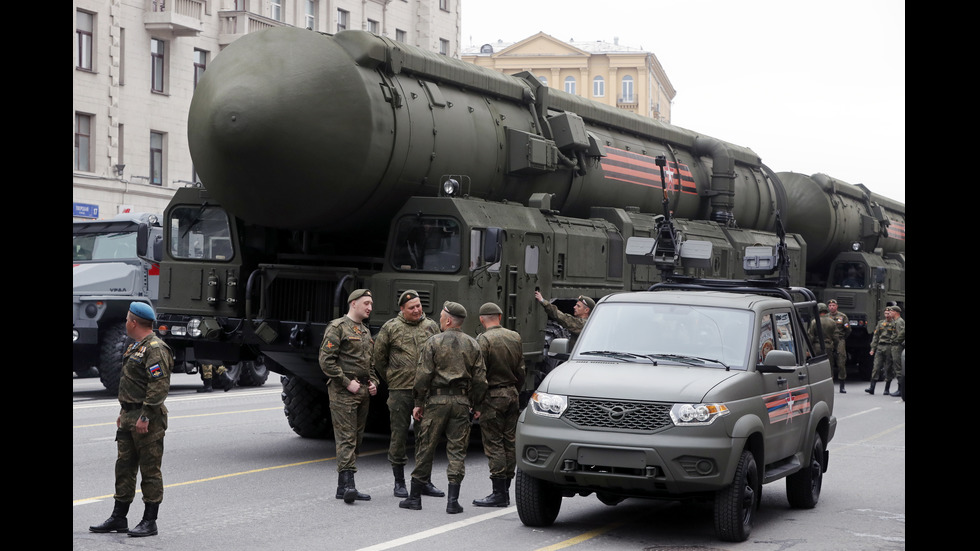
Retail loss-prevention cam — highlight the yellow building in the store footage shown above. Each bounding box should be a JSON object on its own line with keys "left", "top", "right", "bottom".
{"left": 462, "top": 32, "right": 675, "bottom": 123}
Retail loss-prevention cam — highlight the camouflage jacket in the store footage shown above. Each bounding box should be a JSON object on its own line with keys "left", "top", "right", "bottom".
{"left": 373, "top": 312, "right": 439, "bottom": 390}
{"left": 118, "top": 333, "right": 173, "bottom": 438}
{"left": 541, "top": 301, "right": 587, "bottom": 335}
{"left": 871, "top": 317, "right": 906, "bottom": 349}
{"left": 414, "top": 328, "right": 487, "bottom": 409}
{"left": 829, "top": 311, "right": 851, "bottom": 340}
{"left": 477, "top": 325, "right": 526, "bottom": 391}
{"left": 319, "top": 316, "right": 378, "bottom": 388}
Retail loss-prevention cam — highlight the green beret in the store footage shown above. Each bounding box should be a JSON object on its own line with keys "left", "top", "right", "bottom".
{"left": 348, "top": 289, "right": 372, "bottom": 303}
{"left": 129, "top": 302, "right": 155, "bottom": 321}
{"left": 398, "top": 289, "right": 420, "bottom": 306}
{"left": 479, "top": 302, "right": 503, "bottom": 315}
{"left": 886, "top": 305, "right": 901, "bottom": 313}
{"left": 443, "top": 301, "right": 467, "bottom": 319}
{"left": 577, "top": 295, "right": 596, "bottom": 310}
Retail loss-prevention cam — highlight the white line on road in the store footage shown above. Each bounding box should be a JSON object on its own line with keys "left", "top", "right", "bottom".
{"left": 356, "top": 507, "right": 516, "bottom": 551}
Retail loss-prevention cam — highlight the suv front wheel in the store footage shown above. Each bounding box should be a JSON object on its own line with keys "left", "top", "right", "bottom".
{"left": 516, "top": 469, "right": 562, "bottom": 527}
{"left": 714, "top": 449, "right": 759, "bottom": 542}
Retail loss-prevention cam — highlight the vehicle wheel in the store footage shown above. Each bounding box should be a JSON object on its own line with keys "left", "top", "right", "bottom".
{"left": 714, "top": 449, "right": 759, "bottom": 542}
{"left": 596, "top": 492, "right": 625, "bottom": 506}
{"left": 98, "top": 322, "right": 133, "bottom": 394}
{"left": 281, "top": 376, "right": 333, "bottom": 439}
{"left": 786, "top": 434, "right": 824, "bottom": 509}
{"left": 516, "top": 469, "right": 562, "bottom": 527}
{"left": 238, "top": 358, "right": 269, "bottom": 387}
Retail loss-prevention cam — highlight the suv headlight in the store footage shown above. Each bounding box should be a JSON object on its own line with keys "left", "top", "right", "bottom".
{"left": 670, "top": 403, "right": 729, "bottom": 426}
{"left": 529, "top": 391, "right": 568, "bottom": 418}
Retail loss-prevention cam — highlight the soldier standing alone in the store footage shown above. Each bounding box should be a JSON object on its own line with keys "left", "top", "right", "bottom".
{"left": 472, "top": 302, "right": 525, "bottom": 508}
{"left": 399, "top": 301, "right": 487, "bottom": 514}
{"left": 373, "top": 290, "right": 444, "bottom": 499}
{"left": 319, "top": 289, "right": 379, "bottom": 503}
{"left": 90, "top": 302, "right": 173, "bottom": 537}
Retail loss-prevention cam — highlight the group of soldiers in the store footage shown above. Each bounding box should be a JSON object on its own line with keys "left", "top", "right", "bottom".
{"left": 810, "top": 299, "right": 905, "bottom": 396}
{"left": 319, "top": 288, "right": 530, "bottom": 514}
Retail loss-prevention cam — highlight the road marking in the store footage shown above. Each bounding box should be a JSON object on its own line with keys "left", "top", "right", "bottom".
{"left": 355, "top": 507, "right": 516, "bottom": 551}
{"left": 73, "top": 388, "right": 282, "bottom": 410}
{"left": 73, "top": 448, "right": 387, "bottom": 506}
{"left": 535, "top": 518, "right": 630, "bottom": 550}
{"left": 838, "top": 406, "right": 881, "bottom": 420}
{"left": 73, "top": 407, "right": 283, "bottom": 428}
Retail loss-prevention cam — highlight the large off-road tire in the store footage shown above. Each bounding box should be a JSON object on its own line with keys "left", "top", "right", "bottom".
{"left": 786, "top": 434, "right": 824, "bottom": 509}
{"left": 280, "top": 376, "right": 333, "bottom": 439}
{"left": 516, "top": 469, "right": 562, "bottom": 527}
{"left": 714, "top": 450, "right": 759, "bottom": 542}
{"left": 237, "top": 358, "right": 269, "bottom": 387}
{"left": 98, "top": 322, "right": 133, "bottom": 394}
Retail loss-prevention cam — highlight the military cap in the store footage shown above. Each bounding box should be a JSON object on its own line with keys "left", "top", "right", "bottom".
{"left": 828, "top": 299, "right": 838, "bottom": 305}
{"left": 886, "top": 305, "right": 901, "bottom": 313}
{"left": 479, "top": 302, "right": 503, "bottom": 316}
{"left": 347, "top": 289, "right": 372, "bottom": 303}
{"left": 577, "top": 295, "right": 596, "bottom": 310}
{"left": 443, "top": 301, "right": 467, "bottom": 319}
{"left": 129, "top": 302, "right": 156, "bottom": 321}
{"left": 817, "top": 302, "right": 829, "bottom": 313}
{"left": 398, "top": 289, "right": 420, "bottom": 306}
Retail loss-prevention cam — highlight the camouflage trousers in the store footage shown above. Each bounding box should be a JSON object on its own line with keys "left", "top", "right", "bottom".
{"left": 411, "top": 398, "right": 472, "bottom": 485}
{"left": 387, "top": 389, "right": 415, "bottom": 466}
{"left": 328, "top": 381, "right": 370, "bottom": 472}
{"left": 114, "top": 429, "right": 165, "bottom": 504}
{"left": 832, "top": 340, "right": 847, "bottom": 381}
{"left": 479, "top": 387, "right": 519, "bottom": 480}
{"left": 871, "top": 345, "right": 903, "bottom": 382}
{"left": 200, "top": 363, "right": 227, "bottom": 379}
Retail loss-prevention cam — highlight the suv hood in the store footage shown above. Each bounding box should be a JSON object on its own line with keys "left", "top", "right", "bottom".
{"left": 541, "top": 360, "right": 741, "bottom": 403}
{"left": 73, "top": 262, "right": 139, "bottom": 296}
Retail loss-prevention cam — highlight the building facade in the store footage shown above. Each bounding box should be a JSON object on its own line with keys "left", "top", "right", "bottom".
{"left": 462, "top": 32, "right": 674, "bottom": 124}
{"left": 73, "top": 0, "right": 461, "bottom": 219}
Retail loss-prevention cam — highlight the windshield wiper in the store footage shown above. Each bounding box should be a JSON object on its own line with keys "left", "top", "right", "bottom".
{"left": 646, "top": 354, "right": 730, "bottom": 370}
{"left": 580, "top": 351, "right": 655, "bottom": 363}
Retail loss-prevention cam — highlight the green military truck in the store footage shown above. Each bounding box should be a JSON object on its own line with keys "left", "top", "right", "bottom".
{"left": 516, "top": 247, "right": 836, "bottom": 542}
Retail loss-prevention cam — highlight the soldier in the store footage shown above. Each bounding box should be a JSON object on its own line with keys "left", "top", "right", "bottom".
{"left": 373, "top": 290, "right": 444, "bottom": 499}
{"left": 827, "top": 299, "right": 851, "bottom": 393}
{"left": 90, "top": 302, "right": 173, "bottom": 538}
{"left": 197, "top": 363, "right": 234, "bottom": 393}
{"left": 534, "top": 291, "right": 593, "bottom": 344}
{"left": 320, "top": 289, "right": 379, "bottom": 503}
{"left": 399, "top": 301, "right": 488, "bottom": 514}
{"left": 867, "top": 305, "right": 905, "bottom": 396}
{"left": 472, "top": 302, "right": 525, "bottom": 508}
{"left": 808, "top": 304, "right": 839, "bottom": 377}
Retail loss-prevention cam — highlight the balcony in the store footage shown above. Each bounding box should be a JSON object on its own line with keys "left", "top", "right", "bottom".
{"left": 617, "top": 97, "right": 638, "bottom": 110}
{"left": 143, "top": 0, "right": 205, "bottom": 36}
{"left": 218, "top": 9, "right": 285, "bottom": 46}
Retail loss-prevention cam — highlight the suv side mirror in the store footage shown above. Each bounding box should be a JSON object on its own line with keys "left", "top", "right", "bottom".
{"left": 758, "top": 350, "right": 797, "bottom": 372}
{"left": 548, "top": 338, "right": 570, "bottom": 361}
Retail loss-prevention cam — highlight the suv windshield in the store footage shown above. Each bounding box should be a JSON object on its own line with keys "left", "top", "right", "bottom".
{"left": 573, "top": 302, "right": 753, "bottom": 370}
{"left": 73, "top": 231, "right": 138, "bottom": 261}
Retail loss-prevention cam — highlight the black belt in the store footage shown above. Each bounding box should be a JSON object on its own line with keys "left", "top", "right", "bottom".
{"left": 489, "top": 384, "right": 514, "bottom": 390}
{"left": 120, "top": 402, "right": 141, "bottom": 411}
{"left": 431, "top": 387, "right": 466, "bottom": 396}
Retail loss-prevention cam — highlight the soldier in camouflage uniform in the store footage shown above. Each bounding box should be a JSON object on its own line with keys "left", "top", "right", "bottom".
{"left": 400, "top": 301, "right": 488, "bottom": 514}
{"left": 827, "top": 299, "right": 850, "bottom": 393}
{"left": 319, "top": 289, "right": 379, "bottom": 503}
{"left": 866, "top": 305, "right": 905, "bottom": 396}
{"left": 90, "top": 302, "right": 173, "bottom": 538}
{"left": 472, "top": 302, "right": 525, "bottom": 508}
{"left": 373, "top": 289, "right": 443, "bottom": 499}
{"left": 534, "top": 290, "right": 593, "bottom": 344}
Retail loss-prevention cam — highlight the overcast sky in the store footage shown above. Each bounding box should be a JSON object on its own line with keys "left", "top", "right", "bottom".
{"left": 460, "top": 0, "right": 906, "bottom": 203}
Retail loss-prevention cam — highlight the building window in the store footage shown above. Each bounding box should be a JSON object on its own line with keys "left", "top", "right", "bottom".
{"left": 440, "top": 0, "right": 450, "bottom": 12}
{"left": 151, "top": 38, "right": 166, "bottom": 93}
{"left": 193, "top": 49, "right": 208, "bottom": 89}
{"left": 621, "top": 75, "right": 634, "bottom": 102}
{"left": 396, "top": 29, "right": 407, "bottom": 43}
{"left": 75, "top": 114, "right": 93, "bottom": 172}
{"left": 337, "top": 9, "right": 349, "bottom": 32}
{"left": 538, "top": 76, "right": 548, "bottom": 86}
{"left": 305, "top": 0, "right": 316, "bottom": 29}
{"left": 439, "top": 38, "right": 449, "bottom": 55}
{"left": 564, "top": 76, "right": 576, "bottom": 95}
{"left": 77, "top": 11, "right": 94, "bottom": 70}
{"left": 368, "top": 19, "right": 379, "bottom": 34}
{"left": 593, "top": 76, "right": 604, "bottom": 97}
{"left": 150, "top": 131, "right": 165, "bottom": 186}
{"left": 270, "top": 0, "right": 282, "bottom": 22}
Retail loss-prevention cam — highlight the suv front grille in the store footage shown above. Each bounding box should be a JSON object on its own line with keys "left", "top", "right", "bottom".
{"left": 564, "top": 398, "right": 672, "bottom": 432}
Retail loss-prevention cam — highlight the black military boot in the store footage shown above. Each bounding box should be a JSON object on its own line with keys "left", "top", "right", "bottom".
{"left": 421, "top": 480, "right": 445, "bottom": 497}
{"left": 473, "top": 478, "right": 509, "bottom": 507}
{"left": 197, "top": 378, "right": 214, "bottom": 393}
{"left": 865, "top": 380, "right": 876, "bottom": 395}
{"left": 883, "top": 380, "right": 892, "bottom": 396}
{"left": 399, "top": 479, "right": 423, "bottom": 510}
{"left": 89, "top": 500, "right": 130, "bottom": 533}
{"left": 839, "top": 381, "right": 846, "bottom": 394}
{"left": 392, "top": 464, "right": 408, "bottom": 498}
{"left": 218, "top": 371, "right": 235, "bottom": 392}
{"left": 343, "top": 471, "right": 371, "bottom": 503}
{"left": 336, "top": 471, "right": 350, "bottom": 499}
{"left": 128, "top": 502, "right": 159, "bottom": 537}
{"left": 446, "top": 483, "right": 463, "bottom": 514}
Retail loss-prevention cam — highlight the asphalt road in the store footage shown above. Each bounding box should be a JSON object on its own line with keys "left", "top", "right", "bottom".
{"left": 73, "top": 374, "right": 905, "bottom": 550}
